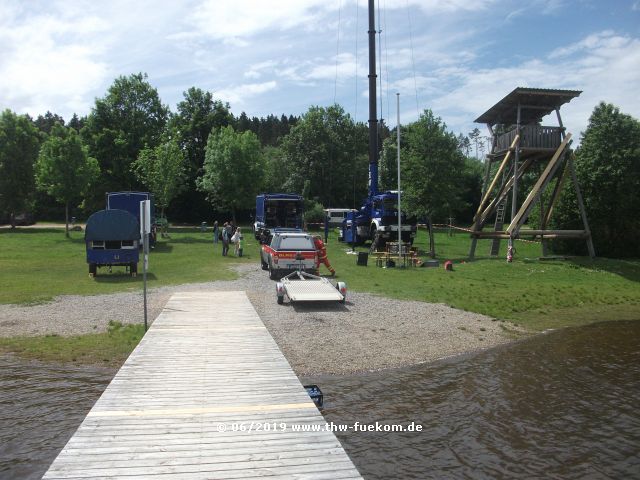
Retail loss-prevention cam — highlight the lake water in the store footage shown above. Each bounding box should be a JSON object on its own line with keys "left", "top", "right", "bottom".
{"left": 0, "top": 357, "right": 112, "bottom": 480}
{"left": 303, "top": 320, "right": 640, "bottom": 479}
{"left": 2, "top": 320, "right": 639, "bottom": 479}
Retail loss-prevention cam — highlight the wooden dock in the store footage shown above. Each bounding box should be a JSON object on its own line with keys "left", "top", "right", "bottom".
{"left": 44, "top": 291, "right": 362, "bottom": 479}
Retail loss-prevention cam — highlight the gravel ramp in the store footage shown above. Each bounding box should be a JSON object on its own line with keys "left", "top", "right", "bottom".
{"left": 0, "top": 264, "right": 526, "bottom": 375}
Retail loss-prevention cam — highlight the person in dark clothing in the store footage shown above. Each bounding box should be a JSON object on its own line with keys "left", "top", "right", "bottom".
{"left": 213, "top": 221, "right": 219, "bottom": 246}
{"left": 221, "top": 222, "right": 230, "bottom": 256}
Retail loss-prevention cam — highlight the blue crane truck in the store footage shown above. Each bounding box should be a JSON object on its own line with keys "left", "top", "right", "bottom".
{"left": 339, "top": 0, "right": 422, "bottom": 253}
{"left": 85, "top": 209, "right": 140, "bottom": 277}
{"left": 106, "top": 191, "right": 157, "bottom": 247}
{"left": 341, "top": 192, "right": 417, "bottom": 249}
{"left": 254, "top": 193, "right": 304, "bottom": 244}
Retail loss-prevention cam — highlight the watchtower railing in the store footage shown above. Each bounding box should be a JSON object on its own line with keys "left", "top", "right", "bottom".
{"left": 495, "top": 125, "right": 564, "bottom": 153}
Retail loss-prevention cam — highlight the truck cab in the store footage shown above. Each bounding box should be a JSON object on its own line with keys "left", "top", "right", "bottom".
{"left": 343, "top": 191, "right": 417, "bottom": 248}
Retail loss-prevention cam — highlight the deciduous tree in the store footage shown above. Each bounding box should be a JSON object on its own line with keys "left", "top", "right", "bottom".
{"left": 196, "top": 126, "right": 264, "bottom": 222}
{"left": 0, "top": 110, "right": 40, "bottom": 227}
{"left": 132, "top": 137, "right": 187, "bottom": 219}
{"left": 169, "top": 88, "right": 233, "bottom": 221}
{"left": 280, "top": 105, "right": 367, "bottom": 208}
{"left": 35, "top": 123, "right": 99, "bottom": 236}
{"left": 551, "top": 102, "right": 640, "bottom": 257}
{"left": 82, "top": 73, "right": 168, "bottom": 204}
{"left": 402, "top": 110, "right": 467, "bottom": 222}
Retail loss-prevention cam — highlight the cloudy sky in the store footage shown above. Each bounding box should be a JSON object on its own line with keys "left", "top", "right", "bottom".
{"left": 1, "top": 0, "right": 639, "bottom": 138}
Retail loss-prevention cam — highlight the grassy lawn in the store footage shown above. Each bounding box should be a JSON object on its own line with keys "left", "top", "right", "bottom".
{"left": 0, "top": 226, "right": 257, "bottom": 304}
{"left": 322, "top": 227, "right": 640, "bottom": 331}
{"left": 0, "top": 224, "right": 638, "bottom": 365}
{"left": 0, "top": 321, "right": 144, "bottom": 368}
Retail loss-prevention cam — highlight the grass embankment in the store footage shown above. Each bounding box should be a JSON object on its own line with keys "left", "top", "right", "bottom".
{"left": 0, "top": 224, "right": 638, "bottom": 365}
{"left": 0, "top": 321, "right": 144, "bottom": 368}
{"left": 322, "top": 227, "right": 640, "bottom": 331}
{"left": 0, "top": 226, "right": 256, "bottom": 304}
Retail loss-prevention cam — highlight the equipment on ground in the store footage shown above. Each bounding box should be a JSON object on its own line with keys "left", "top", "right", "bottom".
{"left": 304, "top": 385, "right": 324, "bottom": 408}
{"left": 85, "top": 209, "right": 139, "bottom": 277}
{"left": 254, "top": 193, "right": 304, "bottom": 244}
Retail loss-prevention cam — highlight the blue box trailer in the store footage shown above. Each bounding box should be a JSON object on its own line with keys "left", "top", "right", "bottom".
{"left": 106, "top": 191, "right": 156, "bottom": 246}
{"left": 85, "top": 209, "right": 140, "bottom": 277}
{"left": 254, "top": 193, "right": 304, "bottom": 244}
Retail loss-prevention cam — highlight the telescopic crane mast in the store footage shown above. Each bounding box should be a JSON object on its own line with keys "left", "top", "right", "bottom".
{"left": 367, "top": 0, "right": 378, "bottom": 198}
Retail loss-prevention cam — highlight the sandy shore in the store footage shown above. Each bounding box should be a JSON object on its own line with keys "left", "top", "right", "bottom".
{"left": 0, "top": 264, "right": 527, "bottom": 375}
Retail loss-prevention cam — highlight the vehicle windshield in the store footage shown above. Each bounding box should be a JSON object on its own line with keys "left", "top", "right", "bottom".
{"left": 277, "top": 236, "right": 315, "bottom": 250}
{"left": 383, "top": 198, "right": 398, "bottom": 211}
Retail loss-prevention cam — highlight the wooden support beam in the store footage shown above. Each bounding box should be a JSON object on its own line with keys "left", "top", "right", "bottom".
{"left": 477, "top": 157, "right": 535, "bottom": 227}
{"left": 472, "top": 230, "right": 588, "bottom": 239}
{"left": 506, "top": 133, "right": 572, "bottom": 235}
{"left": 568, "top": 154, "right": 596, "bottom": 258}
{"left": 543, "top": 160, "right": 569, "bottom": 227}
{"left": 472, "top": 134, "right": 520, "bottom": 227}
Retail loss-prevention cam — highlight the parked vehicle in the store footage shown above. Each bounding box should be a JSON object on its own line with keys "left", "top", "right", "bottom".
{"left": 341, "top": 192, "right": 417, "bottom": 248}
{"left": 254, "top": 193, "right": 304, "bottom": 244}
{"left": 106, "top": 191, "right": 156, "bottom": 247}
{"left": 85, "top": 209, "right": 139, "bottom": 277}
{"left": 324, "top": 208, "right": 357, "bottom": 227}
{"left": 260, "top": 232, "right": 318, "bottom": 280}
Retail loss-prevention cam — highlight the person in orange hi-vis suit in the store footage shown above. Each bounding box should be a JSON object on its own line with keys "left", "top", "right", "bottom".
{"left": 313, "top": 235, "right": 335, "bottom": 276}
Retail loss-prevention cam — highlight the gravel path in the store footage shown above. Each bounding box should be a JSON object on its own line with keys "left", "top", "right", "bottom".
{"left": 0, "top": 264, "right": 527, "bottom": 375}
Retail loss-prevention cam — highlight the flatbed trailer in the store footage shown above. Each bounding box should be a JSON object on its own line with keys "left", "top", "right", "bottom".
{"left": 276, "top": 270, "right": 347, "bottom": 305}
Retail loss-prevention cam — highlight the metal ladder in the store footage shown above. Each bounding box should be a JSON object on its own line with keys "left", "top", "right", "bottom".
{"left": 489, "top": 200, "right": 506, "bottom": 256}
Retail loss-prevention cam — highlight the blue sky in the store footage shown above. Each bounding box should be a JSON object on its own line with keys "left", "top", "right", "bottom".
{"left": 1, "top": 0, "right": 639, "bottom": 141}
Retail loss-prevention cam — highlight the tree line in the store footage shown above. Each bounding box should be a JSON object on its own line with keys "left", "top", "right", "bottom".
{"left": 1, "top": 72, "right": 638, "bottom": 256}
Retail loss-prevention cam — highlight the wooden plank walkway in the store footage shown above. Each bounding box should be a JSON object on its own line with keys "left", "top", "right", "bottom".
{"left": 44, "top": 291, "right": 362, "bottom": 480}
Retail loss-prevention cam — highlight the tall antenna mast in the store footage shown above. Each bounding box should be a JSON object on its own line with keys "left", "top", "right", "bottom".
{"left": 367, "top": 0, "right": 378, "bottom": 198}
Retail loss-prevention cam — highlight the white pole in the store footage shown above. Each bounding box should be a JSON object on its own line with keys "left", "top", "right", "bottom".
{"left": 396, "top": 93, "right": 402, "bottom": 249}
{"left": 142, "top": 203, "right": 148, "bottom": 331}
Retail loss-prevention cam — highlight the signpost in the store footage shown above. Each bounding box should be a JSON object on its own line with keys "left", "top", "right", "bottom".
{"left": 397, "top": 93, "right": 403, "bottom": 257}
{"left": 140, "top": 200, "right": 150, "bottom": 331}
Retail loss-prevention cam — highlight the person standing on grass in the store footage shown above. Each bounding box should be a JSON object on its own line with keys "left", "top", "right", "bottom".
{"left": 213, "top": 220, "right": 219, "bottom": 246}
{"left": 221, "top": 222, "right": 230, "bottom": 256}
{"left": 231, "top": 227, "right": 244, "bottom": 257}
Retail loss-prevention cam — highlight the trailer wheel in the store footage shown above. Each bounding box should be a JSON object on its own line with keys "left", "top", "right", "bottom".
{"left": 277, "top": 295, "right": 284, "bottom": 305}
{"left": 261, "top": 256, "right": 268, "bottom": 270}
{"left": 130, "top": 262, "right": 137, "bottom": 277}
{"left": 89, "top": 263, "right": 97, "bottom": 277}
{"left": 336, "top": 281, "right": 347, "bottom": 304}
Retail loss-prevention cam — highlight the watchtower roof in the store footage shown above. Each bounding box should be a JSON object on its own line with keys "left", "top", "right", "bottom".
{"left": 475, "top": 87, "right": 581, "bottom": 126}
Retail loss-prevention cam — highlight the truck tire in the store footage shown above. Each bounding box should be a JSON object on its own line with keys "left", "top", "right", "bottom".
{"left": 269, "top": 261, "right": 277, "bottom": 280}
{"left": 277, "top": 294, "right": 284, "bottom": 305}
{"left": 89, "top": 263, "right": 97, "bottom": 277}
{"left": 261, "top": 255, "right": 268, "bottom": 270}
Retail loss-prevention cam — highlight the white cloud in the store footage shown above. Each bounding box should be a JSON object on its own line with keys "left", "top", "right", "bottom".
{"left": 214, "top": 81, "right": 278, "bottom": 107}
{"left": 428, "top": 31, "right": 640, "bottom": 138}
{"left": 187, "top": 0, "right": 341, "bottom": 40}
{"left": 384, "top": 0, "right": 496, "bottom": 13}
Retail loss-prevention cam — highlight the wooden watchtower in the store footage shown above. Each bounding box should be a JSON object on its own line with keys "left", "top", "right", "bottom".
{"left": 468, "top": 87, "right": 595, "bottom": 259}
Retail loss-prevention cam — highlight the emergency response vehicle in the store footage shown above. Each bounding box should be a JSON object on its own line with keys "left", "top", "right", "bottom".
{"left": 260, "top": 232, "right": 318, "bottom": 280}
